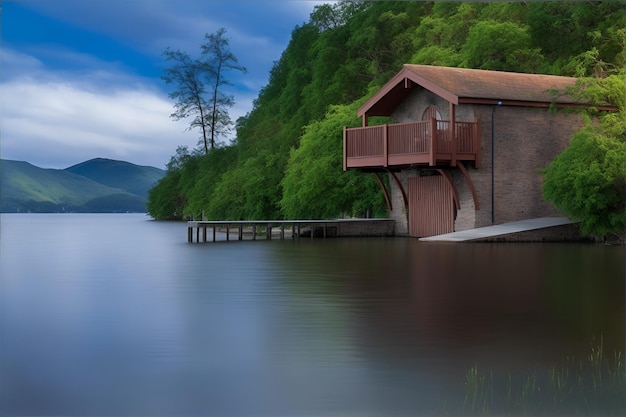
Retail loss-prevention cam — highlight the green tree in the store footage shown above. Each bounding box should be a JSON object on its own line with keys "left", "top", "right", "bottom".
{"left": 280, "top": 102, "right": 387, "bottom": 219}
{"left": 162, "top": 28, "right": 246, "bottom": 154}
{"left": 147, "top": 146, "right": 203, "bottom": 220}
{"left": 147, "top": 169, "right": 186, "bottom": 220}
{"left": 527, "top": 1, "right": 625, "bottom": 75}
{"left": 461, "top": 20, "right": 543, "bottom": 72}
{"left": 543, "top": 75, "right": 625, "bottom": 239}
{"left": 184, "top": 146, "right": 238, "bottom": 219}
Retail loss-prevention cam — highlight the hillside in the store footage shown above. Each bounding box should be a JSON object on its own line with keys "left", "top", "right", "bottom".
{"left": 66, "top": 158, "right": 165, "bottom": 197}
{"left": 0, "top": 159, "right": 165, "bottom": 213}
{"left": 146, "top": 1, "right": 625, "bottom": 221}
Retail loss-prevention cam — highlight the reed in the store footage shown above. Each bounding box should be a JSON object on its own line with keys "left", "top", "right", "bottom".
{"left": 456, "top": 340, "right": 625, "bottom": 416}
{"left": 463, "top": 365, "right": 492, "bottom": 415}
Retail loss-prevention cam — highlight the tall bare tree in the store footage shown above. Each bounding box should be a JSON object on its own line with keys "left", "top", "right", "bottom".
{"left": 162, "top": 28, "right": 247, "bottom": 154}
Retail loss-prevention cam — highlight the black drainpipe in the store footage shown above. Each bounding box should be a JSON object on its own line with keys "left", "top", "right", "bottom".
{"left": 491, "top": 101, "right": 502, "bottom": 224}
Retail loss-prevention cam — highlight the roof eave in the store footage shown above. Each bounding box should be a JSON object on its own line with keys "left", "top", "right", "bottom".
{"left": 357, "top": 65, "right": 459, "bottom": 118}
{"left": 458, "top": 97, "right": 618, "bottom": 111}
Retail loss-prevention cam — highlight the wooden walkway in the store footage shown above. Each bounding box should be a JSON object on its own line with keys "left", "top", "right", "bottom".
{"left": 187, "top": 219, "right": 393, "bottom": 243}
{"left": 419, "top": 217, "right": 575, "bottom": 242}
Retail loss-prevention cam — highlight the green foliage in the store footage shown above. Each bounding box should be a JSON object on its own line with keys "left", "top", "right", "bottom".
{"left": 280, "top": 103, "right": 387, "bottom": 219}
{"left": 461, "top": 20, "right": 543, "bottom": 72}
{"left": 147, "top": 146, "right": 239, "bottom": 220}
{"left": 184, "top": 146, "right": 237, "bottom": 219}
{"left": 148, "top": 0, "right": 625, "bottom": 224}
{"left": 527, "top": 1, "right": 625, "bottom": 75}
{"left": 205, "top": 149, "right": 284, "bottom": 220}
{"left": 542, "top": 122, "right": 625, "bottom": 238}
{"left": 543, "top": 75, "right": 625, "bottom": 238}
{"left": 567, "top": 74, "right": 626, "bottom": 113}
{"left": 147, "top": 169, "right": 186, "bottom": 220}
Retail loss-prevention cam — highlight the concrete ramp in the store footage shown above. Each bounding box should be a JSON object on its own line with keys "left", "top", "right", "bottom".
{"left": 419, "top": 217, "right": 575, "bottom": 242}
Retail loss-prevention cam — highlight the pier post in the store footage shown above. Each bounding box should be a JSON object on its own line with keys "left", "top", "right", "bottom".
{"left": 188, "top": 226, "right": 193, "bottom": 242}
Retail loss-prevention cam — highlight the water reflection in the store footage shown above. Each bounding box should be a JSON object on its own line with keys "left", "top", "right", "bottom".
{"left": 267, "top": 238, "right": 624, "bottom": 413}
{"left": 0, "top": 215, "right": 623, "bottom": 416}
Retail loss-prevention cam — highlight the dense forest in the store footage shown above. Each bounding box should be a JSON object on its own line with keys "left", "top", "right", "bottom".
{"left": 148, "top": 1, "right": 625, "bottom": 234}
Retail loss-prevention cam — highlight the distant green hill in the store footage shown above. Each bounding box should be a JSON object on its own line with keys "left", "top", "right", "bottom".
{"left": 0, "top": 159, "right": 165, "bottom": 213}
{"left": 66, "top": 158, "right": 165, "bottom": 198}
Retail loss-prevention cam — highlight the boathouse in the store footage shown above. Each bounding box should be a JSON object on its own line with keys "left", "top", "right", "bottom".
{"left": 343, "top": 65, "right": 614, "bottom": 238}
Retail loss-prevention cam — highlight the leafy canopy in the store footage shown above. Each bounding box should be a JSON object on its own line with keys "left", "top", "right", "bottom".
{"left": 280, "top": 102, "right": 387, "bottom": 219}
{"left": 543, "top": 75, "right": 626, "bottom": 238}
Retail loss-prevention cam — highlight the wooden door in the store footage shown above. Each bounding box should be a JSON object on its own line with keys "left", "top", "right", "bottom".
{"left": 408, "top": 175, "right": 454, "bottom": 237}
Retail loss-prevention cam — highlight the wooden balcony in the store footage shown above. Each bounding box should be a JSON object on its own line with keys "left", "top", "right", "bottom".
{"left": 343, "top": 119, "right": 481, "bottom": 170}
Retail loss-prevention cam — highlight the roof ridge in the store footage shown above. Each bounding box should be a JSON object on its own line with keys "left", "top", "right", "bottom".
{"left": 403, "top": 64, "right": 577, "bottom": 81}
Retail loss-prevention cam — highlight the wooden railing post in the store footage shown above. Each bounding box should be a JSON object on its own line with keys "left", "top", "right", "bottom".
{"left": 451, "top": 121, "right": 457, "bottom": 167}
{"left": 450, "top": 102, "right": 457, "bottom": 167}
{"left": 383, "top": 124, "right": 388, "bottom": 167}
{"left": 429, "top": 118, "right": 436, "bottom": 166}
{"left": 343, "top": 126, "right": 347, "bottom": 171}
{"left": 475, "top": 118, "right": 482, "bottom": 168}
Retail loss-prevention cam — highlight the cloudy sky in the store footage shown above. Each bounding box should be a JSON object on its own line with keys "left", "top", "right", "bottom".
{"left": 1, "top": 0, "right": 329, "bottom": 169}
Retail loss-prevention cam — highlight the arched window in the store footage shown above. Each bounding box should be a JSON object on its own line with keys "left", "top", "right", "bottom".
{"left": 422, "top": 105, "right": 445, "bottom": 130}
{"left": 422, "top": 105, "right": 441, "bottom": 121}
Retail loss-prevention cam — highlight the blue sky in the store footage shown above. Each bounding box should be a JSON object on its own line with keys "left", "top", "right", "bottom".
{"left": 1, "top": 0, "right": 329, "bottom": 169}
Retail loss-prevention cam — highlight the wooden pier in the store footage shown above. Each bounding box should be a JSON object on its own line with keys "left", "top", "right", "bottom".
{"left": 187, "top": 219, "right": 395, "bottom": 243}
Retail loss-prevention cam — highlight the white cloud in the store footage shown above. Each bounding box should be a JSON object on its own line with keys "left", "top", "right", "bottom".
{"left": 0, "top": 1, "right": 335, "bottom": 169}
{"left": 0, "top": 48, "right": 45, "bottom": 78}
{"left": 1, "top": 52, "right": 196, "bottom": 169}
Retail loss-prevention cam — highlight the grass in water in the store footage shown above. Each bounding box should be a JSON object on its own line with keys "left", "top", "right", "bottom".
{"left": 459, "top": 339, "right": 625, "bottom": 416}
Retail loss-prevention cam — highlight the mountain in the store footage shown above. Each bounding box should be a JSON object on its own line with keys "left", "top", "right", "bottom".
{"left": 65, "top": 158, "right": 165, "bottom": 198}
{"left": 0, "top": 158, "right": 165, "bottom": 213}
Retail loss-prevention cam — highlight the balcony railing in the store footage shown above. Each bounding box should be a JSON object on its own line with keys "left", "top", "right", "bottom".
{"left": 343, "top": 119, "right": 481, "bottom": 170}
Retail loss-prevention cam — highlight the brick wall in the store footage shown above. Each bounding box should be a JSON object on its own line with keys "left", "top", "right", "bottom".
{"left": 471, "top": 105, "right": 586, "bottom": 227}
{"left": 387, "top": 87, "right": 587, "bottom": 233}
{"left": 336, "top": 219, "right": 395, "bottom": 237}
{"left": 389, "top": 170, "right": 412, "bottom": 235}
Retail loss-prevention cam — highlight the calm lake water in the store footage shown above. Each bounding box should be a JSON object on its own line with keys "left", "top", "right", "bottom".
{"left": 0, "top": 213, "right": 623, "bottom": 416}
